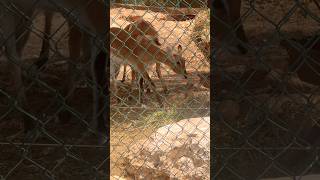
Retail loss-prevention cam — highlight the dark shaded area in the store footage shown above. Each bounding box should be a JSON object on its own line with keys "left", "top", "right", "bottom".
{"left": 213, "top": 0, "right": 320, "bottom": 179}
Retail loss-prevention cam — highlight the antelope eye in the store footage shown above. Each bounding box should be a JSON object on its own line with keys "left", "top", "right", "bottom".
{"left": 177, "top": 62, "right": 181, "bottom": 65}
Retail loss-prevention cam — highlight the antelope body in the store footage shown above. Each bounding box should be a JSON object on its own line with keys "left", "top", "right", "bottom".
{"left": 110, "top": 27, "right": 187, "bottom": 105}
{"left": 114, "top": 16, "right": 163, "bottom": 89}
{"left": 37, "top": 14, "right": 169, "bottom": 94}
{"left": 213, "top": 0, "right": 248, "bottom": 55}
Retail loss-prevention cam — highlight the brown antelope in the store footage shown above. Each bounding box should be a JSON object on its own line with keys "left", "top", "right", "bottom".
{"left": 118, "top": 16, "right": 169, "bottom": 92}
{"left": 213, "top": 0, "right": 248, "bottom": 55}
{"left": 126, "top": 43, "right": 184, "bottom": 94}
{"left": 34, "top": 11, "right": 54, "bottom": 69}
{"left": 116, "top": 16, "right": 161, "bottom": 82}
{"left": 121, "top": 16, "right": 188, "bottom": 94}
{"left": 36, "top": 14, "right": 169, "bottom": 94}
{"left": 110, "top": 27, "right": 187, "bottom": 105}
{"left": 34, "top": 13, "right": 187, "bottom": 103}
{"left": 0, "top": 0, "right": 108, "bottom": 144}
{"left": 34, "top": 1, "right": 248, "bottom": 94}
{"left": 116, "top": 15, "right": 167, "bottom": 92}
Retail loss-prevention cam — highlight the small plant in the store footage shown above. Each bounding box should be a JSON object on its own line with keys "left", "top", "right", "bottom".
{"left": 143, "top": 0, "right": 205, "bottom": 8}
{"left": 136, "top": 105, "right": 179, "bottom": 128}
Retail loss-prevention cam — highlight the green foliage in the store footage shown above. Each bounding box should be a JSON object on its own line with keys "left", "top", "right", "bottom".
{"left": 134, "top": 106, "right": 179, "bottom": 128}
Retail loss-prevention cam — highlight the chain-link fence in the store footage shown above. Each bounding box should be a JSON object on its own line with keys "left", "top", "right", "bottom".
{"left": 4, "top": 0, "right": 320, "bottom": 179}
{"left": 110, "top": 0, "right": 209, "bottom": 179}
{"left": 0, "top": 0, "right": 109, "bottom": 179}
{"left": 214, "top": 0, "right": 320, "bottom": 179}
{"left": 0, "top": 0, "right": 210, "bottom": 179}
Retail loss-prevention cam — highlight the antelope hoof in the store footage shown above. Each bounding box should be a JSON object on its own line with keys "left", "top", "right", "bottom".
{"left": 159, "top": 101, "right": 164, "bottom": 108}
{"left": 141, "top": 103, "right": 147, "bottom": 108}
{"left": 163, "top": 88, "right": 169, "bottom": 94}
{"left": 156, "top": 97, "right": 164, "bottom": 108}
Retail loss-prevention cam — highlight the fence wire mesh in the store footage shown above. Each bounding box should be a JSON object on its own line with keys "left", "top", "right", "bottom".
{"left": 4, "top": 0, "right": 320, "bottom": 179}
{"left": 0, "top": 0, "right": 210, "bottom": 179}
{"left": 0, "top": 0, "right": 109, "bottom": 179}
{"left": 214, "top": 0, "right": 320, "bottom": 179}
{"left": 110, "top": 0, "right": 209, "bottom": 179}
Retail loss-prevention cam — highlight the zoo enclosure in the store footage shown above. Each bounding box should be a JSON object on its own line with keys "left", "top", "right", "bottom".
{"left": 0, "top": 0, "right": 210, "bottom": 179}
{"left": 110, "top": 0, "right": 210, "bottom": 178}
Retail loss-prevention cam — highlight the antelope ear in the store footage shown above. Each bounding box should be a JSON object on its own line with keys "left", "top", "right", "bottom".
{"left": 154, "top": 38, "right": 161, "bottom": 46}
{"left": 177, "top": 44, "right": 182, "bottom": 52}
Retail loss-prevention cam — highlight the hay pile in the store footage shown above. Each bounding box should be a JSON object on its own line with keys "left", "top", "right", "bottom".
{"left": 191, "top": 9, "right": 210, "bottom": 61}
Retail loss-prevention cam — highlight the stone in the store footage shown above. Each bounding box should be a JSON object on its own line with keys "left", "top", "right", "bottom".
{"left": 111, "top": 176, "right": 127, "bottom": 180}
{"left": 123, "top": 117, "right": 210, "bottom": 180}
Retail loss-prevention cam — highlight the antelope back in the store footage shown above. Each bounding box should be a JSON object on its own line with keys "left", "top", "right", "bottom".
{"left": 110, "top": 27, "right": 185, "bottom": 75}
{"left": 124, "top": 17, "right": 161, "bottom": 46}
